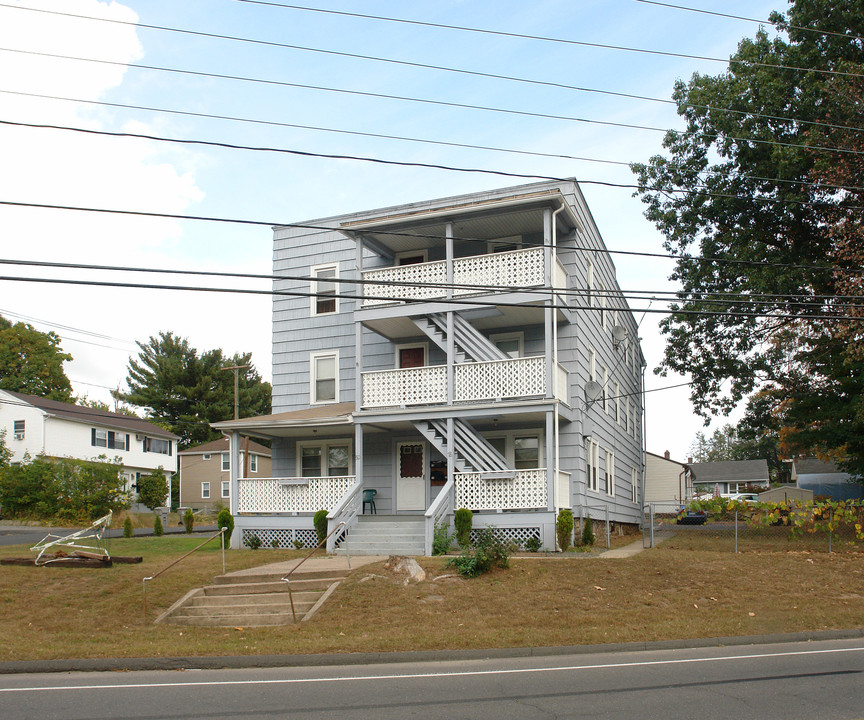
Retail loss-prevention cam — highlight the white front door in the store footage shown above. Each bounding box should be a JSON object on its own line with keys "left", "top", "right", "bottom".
{"left": 396, "top": 441, "right": 426, "bottom": 511}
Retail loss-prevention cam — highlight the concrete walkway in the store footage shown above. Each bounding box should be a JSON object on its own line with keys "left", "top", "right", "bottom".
{"left": 224, "top": 554, "right": 387, "bottom": 578}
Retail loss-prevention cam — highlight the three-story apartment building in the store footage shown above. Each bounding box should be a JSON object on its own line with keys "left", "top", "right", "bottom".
{"left": 214, "top": 179, "right": 645, "bottom": 553}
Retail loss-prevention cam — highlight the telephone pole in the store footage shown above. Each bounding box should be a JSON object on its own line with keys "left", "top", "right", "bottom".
{"left": 221, "top": 364, "right": 250, "bottom": 420}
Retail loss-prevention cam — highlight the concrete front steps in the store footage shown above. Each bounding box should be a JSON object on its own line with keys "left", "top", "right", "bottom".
{"left": 157, "top": 568, "right": 349, "bottom": 627}
{"left": 339, "top": 515, "right": 426, "bottom": 556}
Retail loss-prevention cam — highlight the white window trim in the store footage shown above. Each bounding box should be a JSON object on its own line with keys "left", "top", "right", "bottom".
{"left": 588, "top": 347, "right": 596, "bottom": 382}
{"left": 489, "top": 331, "right": 524, "bottom": 358}
{"left": 394, "top": 342, "right": 428, "bottom": 367}
{"left": 615, "top": 381, "right": 621, "bottom": 424}
{"left": 250, "top": 454, "right": 258, "bottom": 473}
{"left": 310, "top": 350, "right": 339, "bottom": 404}
{"left": 201, "top": 481, "right": 210, "bottom": 499}
{"left": 605, "top": 449, "right": 615, "bottom": 497}
{"left": 202, "top": 453, "right": 211, "bottom": 461}
{"left": 586, "top": 258, "right": 594, "bottom": 308}
{"left": 631, "top": 467, "right": 638, "bottom": 504}
{"left": 586, "top": 438, "right": 599, "bottom": 493}
{"left": 310, "top": 262, "right": 339, "bottom": 317}
{"left": 221, "top": 480, "right": 230, "bottom": 498}
{"left": 602, "top": 365, "right": 609, "bottom": 413}
{"left": 221, "top": 453, "right": 229, "bottom": 472}
{"left": 480, "top": 430, "right": 545, "bottom": 469}
{"left": 296, "top": 439, "right": 354, "bottom": 477}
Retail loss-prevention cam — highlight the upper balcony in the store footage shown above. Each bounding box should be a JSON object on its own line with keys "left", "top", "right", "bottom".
{"left": 361, "top": 246, "right": 567, "bottom": 308}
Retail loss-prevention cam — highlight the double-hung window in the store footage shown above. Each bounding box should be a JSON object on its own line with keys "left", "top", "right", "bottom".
{"left": 221, "top": 453, "right": 230, "bottom": 471}
{"left": 221, "top": 481, "right": 230, "bottom": 498}
{"left": 201, "top": 482, "right": 210, "bottom": 499}
{"left": 631, "top": 467, "right": 638, "bottom": 504}
{"left": 143, "top": 437, "right": 171, "bottom": 455}
{"left": 250, "top": 454, "right": 258, "bottom": 472}
{"left": 92, "top": 428, "right": 129, "bottom": 451}
{"left": 614, "top": 382, "right": 620, "bottom": 423}
{"left": 311, "top": 263, "right": 338, "bottom": 316}
{"left": 605, "top": 450, "right": 615, "bottom": 497}
{"left": 586, "top": 439, "right": 599, "bottom": 492}
{"left": 298, "top": 441, "right": 352, "bottom": 478}
{"left": 13, "top": 420, "right": 25, "bottom": 440}
{"left": 311, "top": 351, "right": 338, "bottom": 404}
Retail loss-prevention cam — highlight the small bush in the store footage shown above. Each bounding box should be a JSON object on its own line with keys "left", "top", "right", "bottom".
{"left": 432, "top": 522, "right": 455, "bottom": 555}
{"left": 270, "top": 538, "right": 280, "bottom": 549}
{"left": 446, "top": 526, "right": 512, "bottom": 578}
{"left": 292, "top": 539, "right": 304, "bottom": 550}
{"left": 182, "top": 508, "right": 194, "bottom": 534}
{"left": 580, "top": 514, "right": 595, "bottom": 547}
{"left": 454, "top": 508, "right": 473, "bottom": 548}
{"left": 556, "top": 508, "right": 574, "bottom": 552}
{"left": 244, "top": 534, "right": 262, "bottom": 550}
{"left": 313, "top": 509, "right": 329, "bottom": 547}
{"left": 153, "top": 514, "right": 164, "bottom": 537}
{"left": 524, "top": 535, "right": 543, "bottom": 553}
{"left": 217, "top": 508, "right": 234, "bottom": 547}
{"left": 122, "top": 516, "right": 133, "bottom": 539}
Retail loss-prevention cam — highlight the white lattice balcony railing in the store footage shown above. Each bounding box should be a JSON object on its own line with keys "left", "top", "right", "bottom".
{"left": 362, "top": 356, "right": 568, "bottom": 408}
{"left": 455, "top": 468, "right": 548, "bottom": 511}
{"left": 362, "top": 247, "right": 566, "bottom": 307}
{"left": 237, "top": 476, "right": 356, "bottom": 513}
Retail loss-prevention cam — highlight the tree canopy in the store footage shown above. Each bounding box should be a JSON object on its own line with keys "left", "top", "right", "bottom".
{"left": 632, "top": 0, "right": 864, "bottom": 476}
{"left": 0, "top": 315, "right": 73, "bottom": 401}
{"left": 114, "top": 331, "right": 271, "bottom": 449}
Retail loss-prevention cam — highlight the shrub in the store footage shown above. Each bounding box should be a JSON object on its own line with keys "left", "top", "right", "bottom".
{"left": 183, "top": 508, "right": 194, "bottom": 534}
{"left": 244, "top": 534, "right": 262, "bottom": 550}
{"left": 446, "top": 526, "right": 512, "bottom": 578}
{"left": 580, "top": 513, "right": 595, "bottom": 547}
{"left": 556, "top": 508, "right": 574, "bottom": 552}
{"left": 153, "top": 514, "right": 164, "bottom": 536}
{"left": 524, "top": 535, "right": 543, "bottom": 553}
{"left": 454, "top": 508, "right": 473, "bottom": 548}
{"left": 137, "top": 467, "right": 169, "bottom": 511}
{"left": 122, "top": 516, "right": 133, "bottom": 538}
{"left": 270, "top": 538, "right": 280, "bottom": 549}
{"left": 432, "top": 522, "right": 455, "bottom": 555}
{"left": 313, "top": 509, "right": 329, "bottom": 547}
{"left": 217, "top": 508, "right": 234, "bottom": 547}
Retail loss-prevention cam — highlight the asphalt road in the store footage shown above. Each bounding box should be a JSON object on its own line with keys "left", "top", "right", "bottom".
{"left": 1, "top": 638, "right": 862, "bottom": 720}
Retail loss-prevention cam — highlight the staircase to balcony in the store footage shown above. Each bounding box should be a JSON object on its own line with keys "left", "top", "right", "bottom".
{"left": 413, "top": 313, "right": 509, "bottom": 363}
{"left": 339, "top": 515, "right": 426, "bottom": 556}
{"left": 413, "top": 418, "right": 515, "bottom": 478}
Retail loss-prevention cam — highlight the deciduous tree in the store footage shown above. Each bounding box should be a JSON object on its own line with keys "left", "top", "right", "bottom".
{"left": 0, "top": 315, "right": 73, "bottom": 401}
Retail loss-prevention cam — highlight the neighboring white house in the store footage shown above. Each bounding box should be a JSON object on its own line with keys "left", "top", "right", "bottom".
{"left": 644, "top": 450, "right": 688, "bottom": 505}
{"left": 0, "top": 389, "right": 179, "bottom": 504}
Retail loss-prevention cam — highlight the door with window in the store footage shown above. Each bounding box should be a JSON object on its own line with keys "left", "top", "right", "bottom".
{"left": 396, "top": 441, "right": 426, "bottom": 511}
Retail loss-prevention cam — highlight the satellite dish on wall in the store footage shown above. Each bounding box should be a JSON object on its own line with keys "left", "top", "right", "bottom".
{"left": 584, "top": 381, "right": 603, "bottom": 405}
{"left": 612, "top": 325, "right": 627, "bottom": 346}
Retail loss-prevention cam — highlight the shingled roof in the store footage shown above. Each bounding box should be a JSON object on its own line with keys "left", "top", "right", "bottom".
{"left": 3, "top": 390, "right": 179, "bottom": 439}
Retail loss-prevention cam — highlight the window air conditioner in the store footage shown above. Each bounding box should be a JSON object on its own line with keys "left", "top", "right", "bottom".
{"left": 135, "top": 434, "right": 144, "bottom": 441}
{"left": 14, "top": 433, "right": 24, "bottom": 440}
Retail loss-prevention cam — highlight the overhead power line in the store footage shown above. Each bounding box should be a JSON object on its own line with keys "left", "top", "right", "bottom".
{"left": 5, "top": 121, "right": 864, "bottom": 212}
{"left": 231, "top": 0, "right": 864, "bottom": 79}
{"left": 4, "top": 3, "right": 862, "bottom": 135}
{"left": 4, "top": 48, "right": 863, "bottom": 160}
{"left": 634, "top": 0, "right": 864, "bottom": 43}
{"left": 6, "top": 89, "right": 861, "bottom": 195}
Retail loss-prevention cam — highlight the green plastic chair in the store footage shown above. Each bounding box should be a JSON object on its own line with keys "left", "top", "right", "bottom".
{"left": 362, "top": 488, "right": 377, "bottom": 514}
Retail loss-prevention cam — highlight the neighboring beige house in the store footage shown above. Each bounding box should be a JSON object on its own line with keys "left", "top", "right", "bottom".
{"left": 644, "top": 450, "right": 688, "bottom": 506}
{"left": 179, "top": 437, "right": 272, "bottom": 510}
{"left": 0, "top": 389, "right": 178, "bottom": 507}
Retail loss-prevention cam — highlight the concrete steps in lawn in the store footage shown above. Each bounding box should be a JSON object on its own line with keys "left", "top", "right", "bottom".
{"left": 339, "top": 515, "right": 426, "bottom": 556}
{"left": 157, "top": 567, "right": 350, "bottom": 627}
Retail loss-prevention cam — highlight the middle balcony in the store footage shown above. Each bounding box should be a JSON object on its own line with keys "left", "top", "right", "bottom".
{"left": 360, "top": 355, "right": 568, "bottom": 409}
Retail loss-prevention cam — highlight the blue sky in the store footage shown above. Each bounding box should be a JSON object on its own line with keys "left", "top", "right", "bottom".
{"left": 0, "top": 0, "right": 784, "bottom": 459}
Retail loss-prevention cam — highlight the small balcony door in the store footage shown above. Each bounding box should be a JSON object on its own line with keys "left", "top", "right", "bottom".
{"left": 396, "top": 441, "right": 426, "bottom": 511}
{"left": 398, "top": 344, "right": 426, "bottom": 369}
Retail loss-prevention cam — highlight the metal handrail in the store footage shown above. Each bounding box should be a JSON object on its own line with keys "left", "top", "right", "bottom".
{"left": 141, "top": 527, "right": 226, "bottom": 618}
{"left": 282, "top": 521, "right": 348, "bottom": 623}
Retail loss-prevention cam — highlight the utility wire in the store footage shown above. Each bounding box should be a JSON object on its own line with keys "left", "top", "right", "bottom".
{"left": 4, "top": 48, "right": 863, "bottom": 159}
{"left": 3, "top": 272, "right": 864, "bottom": 322}
{"left": 1, "top": 200, "right": 861, "bottom": 276}
{"left": 5, "top": 120, "right": 864, "bottom": 213}
{"left": 5, "top": 3, "right": 863, "bottom": 135}
{"left": 634, "top": 0, "right": 864, "bottom": 43}
{"left": 3, "top": 257, "right": 864, "bottom": 311}
{"left": 6, "top": 89, "right": 862, "bottom": 194}
{"left": 232, "top": 0, "right": 864, "bottom": 79}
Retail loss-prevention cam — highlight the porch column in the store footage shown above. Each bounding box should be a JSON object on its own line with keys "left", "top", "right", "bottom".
{"left": 445, "top": 222, "right": 453, "bottom": 300}
{"left": 229, "top": 430, "right": 240, "bottom": 517}
{"left": 546, "top": 410, "right": 555, "bottom": 512}
{"left": 447, "top": 416, "right": 455, "bottom": 487}
{"left": 544, "top": 207, "right": 555, "bottom": 400}
{"left": 355, "top": 422, "right": 364, "bottom": 487}
{"left": 355, "top": 234, "right": 364, "bottom": 409}
{"left": 447, "top": 311, "right": 454, "bottom": 405}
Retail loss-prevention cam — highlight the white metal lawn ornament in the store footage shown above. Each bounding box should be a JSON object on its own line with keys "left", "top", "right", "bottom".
{"left": 30, "top": 512, "right": 113, "bottom": 566}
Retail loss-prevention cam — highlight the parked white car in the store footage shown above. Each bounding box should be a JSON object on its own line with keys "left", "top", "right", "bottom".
{"left": 723, "top": 492, "right": 760, "bottom": 503}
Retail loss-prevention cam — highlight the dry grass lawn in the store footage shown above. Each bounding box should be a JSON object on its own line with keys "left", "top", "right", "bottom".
{"left": 1, "top": 532, "right": 863, "bottom": 663}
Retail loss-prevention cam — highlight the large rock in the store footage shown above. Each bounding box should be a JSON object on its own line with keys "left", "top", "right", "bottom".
{"left": 383, "top": 555, "right": 426, "bottom": 584}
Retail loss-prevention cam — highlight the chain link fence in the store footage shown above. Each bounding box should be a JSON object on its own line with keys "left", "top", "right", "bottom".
{"left": 643, "top": 500, "right": 864, "bottom": 553}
